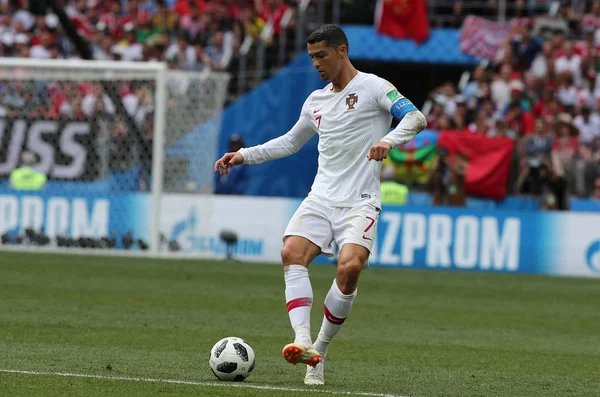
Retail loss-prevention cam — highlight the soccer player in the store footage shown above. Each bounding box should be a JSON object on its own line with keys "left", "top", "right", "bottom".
{"left": 214, "top": 24, "right": 426, "bottom": 385}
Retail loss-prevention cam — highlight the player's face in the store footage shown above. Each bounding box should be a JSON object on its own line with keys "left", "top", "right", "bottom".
{"left": 308, "top": 41, "right": 343, "bottom": 81}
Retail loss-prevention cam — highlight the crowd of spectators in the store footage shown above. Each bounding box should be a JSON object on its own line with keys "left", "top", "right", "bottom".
{"left": 0, "top": 0, "right": 297, "bottom": 83}
{"left": 0, "top": 0, "right": 299, "bottom": 191}
{"left": 434, "top": 0, "right": 599, "bottom": 30}
{"left": 424, "top": 1, "right": 600, "bottom": 208}
{"left": 0, "top": 0, "right": 300, "bottom": 120}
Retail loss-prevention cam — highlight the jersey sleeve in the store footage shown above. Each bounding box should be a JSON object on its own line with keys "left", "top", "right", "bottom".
{"left": 370, "top": 76, "right": 427, "bottom": 147}
{"left": 371, "top": 77, "right": 405, "bottom": 112}
{"left": 238, "top": 97, "right": 316, "bottom": 165}
{"left": 370, "top": 76, "right": 420, "bottom": 122}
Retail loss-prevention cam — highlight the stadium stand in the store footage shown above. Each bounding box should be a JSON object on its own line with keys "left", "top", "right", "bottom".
{"left": 0, "top": 0, "right": 303, "bottom": 101}
{"left": 0, "top": 0, "right": 599, "bottom": 209}
{"left": 424, "top": 0, "right": 600, "bottom": 207}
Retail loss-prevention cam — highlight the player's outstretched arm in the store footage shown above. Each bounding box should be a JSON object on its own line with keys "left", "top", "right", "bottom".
{"left": 214, "top": 104, "right": 316, "bottom": 174}
{"left": 237, "top": 111, "right": 316, "bottom": 165}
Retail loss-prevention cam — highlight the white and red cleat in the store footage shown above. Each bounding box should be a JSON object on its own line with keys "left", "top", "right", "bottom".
{"left": 304, "top": 358, "right": 325, "bottom": 385}
{"left": 282, "top": 343, "right": 322, "bottom": 368}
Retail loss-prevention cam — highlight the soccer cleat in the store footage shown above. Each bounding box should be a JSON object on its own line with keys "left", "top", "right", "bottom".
{"left": 304, "top": 358, "right": 325, "bottom": 385}
{"left": 282, "top": 343, "right": 322, "bottom": 368}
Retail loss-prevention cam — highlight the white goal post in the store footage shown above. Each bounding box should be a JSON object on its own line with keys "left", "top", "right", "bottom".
{"left": 0, "top": 58, "right": 230, "bottom": 256}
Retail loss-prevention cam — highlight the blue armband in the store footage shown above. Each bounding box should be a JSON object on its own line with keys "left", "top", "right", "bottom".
{"left": 391, "top": 98, "right": 419, "bottom": 121}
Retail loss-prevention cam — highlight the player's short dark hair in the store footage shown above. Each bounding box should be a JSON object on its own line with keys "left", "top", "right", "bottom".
{"left": 306, "top": 24, "right": 349, "bottom": 51}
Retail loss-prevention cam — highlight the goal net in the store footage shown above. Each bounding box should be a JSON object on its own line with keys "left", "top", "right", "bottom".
{"left": 0, "top": 58, "right": 230, "bottom": 254}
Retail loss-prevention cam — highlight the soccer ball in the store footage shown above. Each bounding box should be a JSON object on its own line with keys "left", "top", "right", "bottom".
{"left": 209, "top": 337, "right": 256, "bottom": 381}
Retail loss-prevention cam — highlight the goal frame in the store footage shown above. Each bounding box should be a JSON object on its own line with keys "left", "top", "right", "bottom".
{"left": 0, "top": 58, "right": 168, "bottom": 254}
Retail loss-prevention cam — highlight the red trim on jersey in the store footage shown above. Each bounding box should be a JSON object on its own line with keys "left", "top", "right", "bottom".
{"left": 324, "top": 305, "right": 346, "bottom": 325}
{"left": 286, "top": 297, "right": 312, "bottom": 312}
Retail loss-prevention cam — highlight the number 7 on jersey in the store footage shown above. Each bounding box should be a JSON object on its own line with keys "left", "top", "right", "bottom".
{"left": 316, "top": 115, "right": 322, "bottom": 129}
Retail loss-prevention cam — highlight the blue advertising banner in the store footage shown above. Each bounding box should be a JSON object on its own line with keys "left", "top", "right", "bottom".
{"left": 312, "top": 205, "right": 600, "bottom": 278}
{"left": 0, "top": 189, "right": 150, "bottom": 248}
{"left": 0, "top": 190, "right": 598, "bottom": 278}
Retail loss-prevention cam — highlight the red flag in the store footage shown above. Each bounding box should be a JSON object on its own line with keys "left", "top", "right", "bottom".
{"left": 375, "top": 0, "right": 430, "bottom": 44}
{"left": 438, "top": 132, "right": 515, "bottom": 200}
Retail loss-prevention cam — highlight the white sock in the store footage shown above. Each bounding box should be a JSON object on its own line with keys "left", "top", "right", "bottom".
{"left": 284, "top": 265, "right": 313, "bottom": 346}
{"left": 314, "top": 279, "right": 356, "bottom": 356}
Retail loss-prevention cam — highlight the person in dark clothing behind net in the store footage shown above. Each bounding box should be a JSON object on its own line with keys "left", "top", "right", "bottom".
{"left": 214, "top": 134, "right": 250, "bottom": 195}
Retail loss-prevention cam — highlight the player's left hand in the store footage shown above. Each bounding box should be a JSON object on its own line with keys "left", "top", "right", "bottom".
{"left": 368, "top": 142, "right": 393, "bottom": 161}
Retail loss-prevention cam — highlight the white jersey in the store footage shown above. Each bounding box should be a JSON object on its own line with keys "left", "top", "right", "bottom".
{"left": 239, "top": 71, "right": 413, "bottom": 208}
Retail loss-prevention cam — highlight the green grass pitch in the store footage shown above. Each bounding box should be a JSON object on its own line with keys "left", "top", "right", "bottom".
{"left": 0, "top": 251, "right": 599, "bottom": 396}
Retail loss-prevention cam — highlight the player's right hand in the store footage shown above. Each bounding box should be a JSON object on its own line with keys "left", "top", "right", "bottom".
{"left": 214, "top": 152, "right": 244, "bottom": 175}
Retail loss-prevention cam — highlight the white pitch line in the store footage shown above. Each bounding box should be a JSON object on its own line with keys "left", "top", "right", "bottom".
{"left": 0, "top": 369, "right": 403, "bottom": 397}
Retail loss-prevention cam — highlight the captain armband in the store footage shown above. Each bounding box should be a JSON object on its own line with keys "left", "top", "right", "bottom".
{"left": 390, "top": 97, "right": 419, "bottom": 121}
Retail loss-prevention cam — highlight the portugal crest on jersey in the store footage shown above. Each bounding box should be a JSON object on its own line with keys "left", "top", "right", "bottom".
{"left": 346, "top": 93, "right": 358, "bottom": 110}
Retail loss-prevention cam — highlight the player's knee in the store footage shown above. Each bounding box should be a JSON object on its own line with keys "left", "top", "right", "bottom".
{"left": 281, "top": 245, "right": 306, "bottom": 267}
{"left": 336, "top": 256, "right": 363, "bottom": 294}
{"left": 339, "top": 255, "right": 364, "bottom": 273}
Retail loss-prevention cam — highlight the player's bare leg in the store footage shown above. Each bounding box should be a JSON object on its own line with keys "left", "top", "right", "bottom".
{"left": 307, "top": 243, "right": 369, "bottom": 385}
{"left": 281, "top": 236, "right": 323, "bottom": 368}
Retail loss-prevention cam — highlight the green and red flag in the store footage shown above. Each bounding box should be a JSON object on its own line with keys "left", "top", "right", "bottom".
{"left": 385, "top": 129, "right": 439, "bottom": 185}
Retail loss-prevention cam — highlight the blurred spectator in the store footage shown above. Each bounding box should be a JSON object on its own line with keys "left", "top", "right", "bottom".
{"left": 533, "top": 86, "right": 558, "bottom": 118}
{"left": 113, "top": 22, "right": 144, "bottom": 62}
{"left": 453, "top": 96, "right": 469, "bottom": 131}
{"left": 430, "top": 82, "right": 459, "bottom": 117}
{"left": 478, "top": 98, "right": 500, "bottom": 125}
{"left": 522, "top": 71, "right": 540, "bottom": 106}
{"left": 153, "top": 1, "right": 179, "bottom": 33}
{"left": 556, "top": 72, "right": 578, "bottom": 111}
{"left": 592, "top": 177, "right": 600, "bottom": 201}
{"left": 531, "top": 41, "right": 554, "bottom": 79}
{"left": 573, "top": 105, "right": 600, "bottom": 145}
{"left": 109, "top": 117, "right": 135, "bottom": 172}
{"left": 524, "top": 118, "right": 554, "bottom": 164}
{"left": 580, "top": 131, "right": 600, "bottom": 195}
{"left": 461, "top": 65, "right": 486, "bottom": 101}
{"left": 203, "top": 30, "right": 233, "bottom": 71}
{"left": 214, "top": 134, "right": 250, "bottom": 195}
{"left": 430, "top": 149, "right": 468, "bottom": 207}
{"left": 491, "top": 63, "right": 514, "bottom": 111}
{"left": 426, "top": 101, "right": 445, "bottom": 129}
{"left": 551, "top": 113, "right": 585, "bottom": 195}
{"left": 472, "top": 81, "right": 492, "bottom": 109}
{"left": 506, "top": 79, "right": 533, "bottom": 112}
{"left": 380, "top": 166, "right": 409, "bottom": 205}
{"left": 505, "top": 100, "right": 535, "bottom": 136}
{"left": 511, "top": 23, "right": 542, "bottom": 72}
{"left": 467, "top": 110, "right": 490, "bottom": 135}
{"left": 165, "top": 32, "right": 200, "bottom": 70}
{"left": 179, "top": 2, "right": 206, "bottom": 42}
{"left": 139, "top": 110, "right": 154, "bottom": 191}
{"left": 437, "top": 115, "right": 454, "bottom": 131}
{"left": 257, "top": 0, "right": 293, "bottom": 36}
{"left": 81, "top": 83, "right": 116, "bottom": 117}
{"left": 488, "top": 118, "right": 518, "bottom": 139}
{"left": 9, "top": 151, "right": 46, "bottom": 191}
{"left": 516, "top": 156, "right": 569, "bottom": 210}
{"left": 555, "top": 41, "right": 583, "bottom": 86}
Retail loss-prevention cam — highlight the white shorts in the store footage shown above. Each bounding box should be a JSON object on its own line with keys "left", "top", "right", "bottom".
{"left": 284, "top": 195, "right": 380, "bottom": 258}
